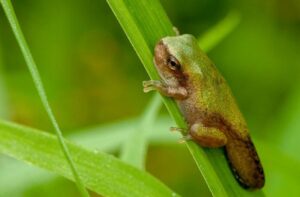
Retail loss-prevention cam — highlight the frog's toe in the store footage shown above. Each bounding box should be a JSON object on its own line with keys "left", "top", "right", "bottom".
{"left": 143, "top": 80, "right": 164, "bottom": 93}
{"left": 143, "top": 80, "right": 160, "bottom": 87}
{"left": 173, "top": 26, "right": 180, "bottom": 36}
{"left": 178, "top": 135, "right": 192, "bottom": 144}
{"left": 143, "top": 86, "right": 156, "bottom": 93}
{"left": 170, "top": 127, "right": 186, "bottom": 133}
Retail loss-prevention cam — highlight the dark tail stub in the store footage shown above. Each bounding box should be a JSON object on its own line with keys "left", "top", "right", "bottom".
{"left": 225, "top": 135, "right": 265, "bottom": 189}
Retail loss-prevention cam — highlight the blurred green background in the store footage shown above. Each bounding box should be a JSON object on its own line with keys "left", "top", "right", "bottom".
{"left": 0, "top": 0, "right": 300, "bottom": 196}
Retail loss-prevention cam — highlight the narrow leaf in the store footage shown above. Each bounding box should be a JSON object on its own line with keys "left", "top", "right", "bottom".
{"left": 198, "top": 11, "right": 241, "bottom": 52}
{"left": 120, "top": 93, "right": 162, "bottom": 169}
{"left": 0, "top": 119, "right": 180, "bottom": 197}
{"left": 198, "top": 11, "right": 240, "bottom": 52}
{"left": 1, "top": 116, "right": 297, "bottom": 196}
{"left": 0, "top": 0, "right": 88, "bottom": 196}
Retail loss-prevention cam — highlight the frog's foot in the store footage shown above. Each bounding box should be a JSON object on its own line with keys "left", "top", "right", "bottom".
{"left": 170, "top": 127, "right": 189, "bottom": 143}
{"left": 143, "top": 80, "right": 164, "bottom": 93}
{"left": 173, "top": 26, "right": 180, "bottom": 36}
{"left": 190, "top": 123, "right": 227, "bottom": 148}
{"left": 170, "top": 126, "right": 186, "bottom": 133}
{"left": 178, "top": 134, "right": 192, "bottom": 144}
{"left": 143, "top": 80, "right": 188, "bottom": 99}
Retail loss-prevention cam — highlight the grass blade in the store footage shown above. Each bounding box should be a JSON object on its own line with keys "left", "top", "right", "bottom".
{"left": 0, "top": 0, "right": 88, "bottom": 196}
{"left": 0, "top": 157, "right": 56, "bottom": 197}
{"left": 0, "top": 116, "right": 175, "bottom": 196}
{"left": 106, "top": 0, "right": 184, "bottom": 130}
{"left": 120, "top": 93, "right": 162, "bottom": 169}
{"left": 198, "top": 11, "right": 240, "bottom": 52}
{"left": 107, "top": 0, "right": 264, "bottom": 196}
{"left": 0, "top": 119, "right": 180, "bottom": 197}
{"left": 0, "top": 115, "right": 298, "bottom": 196}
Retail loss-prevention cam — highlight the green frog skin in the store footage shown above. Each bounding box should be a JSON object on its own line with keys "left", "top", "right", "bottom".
{"left": 143, "top": 34, "right": 265, "bottom": 189}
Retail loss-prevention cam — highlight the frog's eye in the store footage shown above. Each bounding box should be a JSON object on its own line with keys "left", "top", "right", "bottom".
{"left": 167, "top": 56, "right": 181, "bottom": 71}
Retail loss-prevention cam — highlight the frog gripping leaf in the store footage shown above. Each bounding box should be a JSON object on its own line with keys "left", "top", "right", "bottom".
{"left": 143, "top": 34, "right": 265, "bottom": 189}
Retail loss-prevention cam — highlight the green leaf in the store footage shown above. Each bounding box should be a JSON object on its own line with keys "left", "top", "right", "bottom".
{"left": 0, "top": 0, "right": 88, "bottom": 196}
{"left": 255, "top": 139, "right": 300, "bottom": 197}
{"left": 107, "top": 0, "right": 264, "bottom": 196}
{"left": 120, "top": 93, "right": 162, "bottom": 169}
{"left": 198, "top": 11, "right": 241, "bottom": 52}
{"left": 1, "top": 115, "right": 299, "bottom": 196}
{"left": 269, "top": 84, "right": 300, "bottom": 161}
{"left": 0, "top": 119, "right": 180, "bottom": 197}
{"left": 0, "top": 116, "right": 176, "bottom": 196}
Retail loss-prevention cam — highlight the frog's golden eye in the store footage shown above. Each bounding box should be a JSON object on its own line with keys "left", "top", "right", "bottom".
{"left": 167, "top": 56, "right": 181, "bottom": 71}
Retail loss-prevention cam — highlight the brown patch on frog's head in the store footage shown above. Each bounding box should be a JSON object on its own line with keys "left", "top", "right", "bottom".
{"left": 154, "top": 40, "right": 187, "bottom": 87}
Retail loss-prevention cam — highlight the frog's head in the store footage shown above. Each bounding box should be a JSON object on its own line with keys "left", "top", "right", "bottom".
{"left": 154, "top": 34, "right": 204, "bottom": 87}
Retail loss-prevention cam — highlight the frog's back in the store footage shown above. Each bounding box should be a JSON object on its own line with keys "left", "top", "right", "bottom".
{"left": 165, "top": 35, "right": 247, "bottom": 135}
{"left": 194, "top": 60, "right": 248, "bottom": 137}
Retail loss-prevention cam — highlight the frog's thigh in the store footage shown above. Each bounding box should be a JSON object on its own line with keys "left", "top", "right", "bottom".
{"left": 189, "top": 123, "right": 227, "bottom": 148}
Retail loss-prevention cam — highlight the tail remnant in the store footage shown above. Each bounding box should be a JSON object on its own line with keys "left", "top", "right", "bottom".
{"left": 225, "top": 134, "right": 265, "bottom": 189}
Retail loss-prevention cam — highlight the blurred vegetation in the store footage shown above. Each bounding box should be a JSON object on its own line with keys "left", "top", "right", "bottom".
{"left": 0, "top": 0, "right": 300, "bottom": 196}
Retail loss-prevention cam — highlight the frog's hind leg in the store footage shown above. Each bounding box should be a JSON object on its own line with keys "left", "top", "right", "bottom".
{"left": 225, "top": 134, "right": 265, "bottom": 189}
{"left": 189, "top": 123, "right": 227, "bottom": 148}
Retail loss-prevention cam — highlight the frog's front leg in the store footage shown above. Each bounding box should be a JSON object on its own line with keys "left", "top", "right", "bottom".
{"left": 189, "top": 122, "right": 227, "bottom": 148}
{"left": 143, "top": 80, "right": 188, "bottom": 100}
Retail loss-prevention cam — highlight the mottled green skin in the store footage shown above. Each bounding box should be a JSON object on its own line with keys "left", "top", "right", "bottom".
{"left": 153, "top": 34, "right": 264, "bottom": 189}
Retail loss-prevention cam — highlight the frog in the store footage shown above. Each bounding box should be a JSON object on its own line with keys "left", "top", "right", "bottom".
{"left": 143, "top": 34, "right": 265, "bottom": 189}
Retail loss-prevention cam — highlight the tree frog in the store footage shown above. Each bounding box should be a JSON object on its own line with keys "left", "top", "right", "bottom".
{"left": 143, "top": 34, "right": 265, "bottom": 189}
